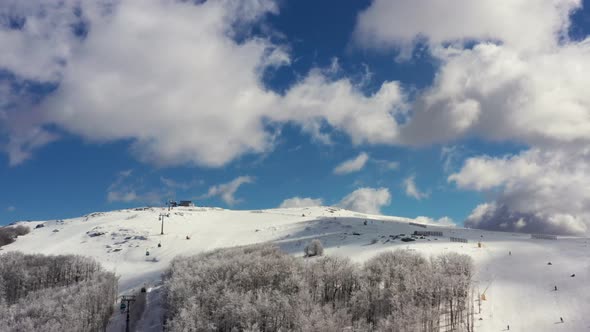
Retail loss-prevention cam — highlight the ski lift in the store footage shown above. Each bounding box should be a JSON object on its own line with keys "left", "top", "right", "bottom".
{"left": 120, "top": 302, "right": 126, "bottom": 311}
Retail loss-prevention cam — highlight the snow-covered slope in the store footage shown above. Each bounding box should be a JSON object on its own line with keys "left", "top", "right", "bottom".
{"left": 3, "top": 206, "right": 590, "bottom": 331}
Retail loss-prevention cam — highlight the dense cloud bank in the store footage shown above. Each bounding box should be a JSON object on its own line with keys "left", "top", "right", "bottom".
{"left": 163, "top": 244, "right": 474, "bottom": 331}
{"left": 0, "top": 252, "right": 117, "bottom": 331}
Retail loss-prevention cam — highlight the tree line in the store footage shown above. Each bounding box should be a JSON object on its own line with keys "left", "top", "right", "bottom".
{"left": 163, "top": 244, "right": 475, "bottom": 332}
{"left": 0, "top": 252, "right": 118, "bottom": 332}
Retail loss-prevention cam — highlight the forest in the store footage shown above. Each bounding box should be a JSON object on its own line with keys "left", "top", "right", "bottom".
{"left": 163, "top": 244, "right": 475, "bottom": 332}
{"left": 0, "top": 252, "right": 118, "bottom": 332}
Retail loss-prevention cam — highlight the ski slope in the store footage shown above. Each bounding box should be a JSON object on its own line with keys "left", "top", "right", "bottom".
{"left": 3, "top": 206, "right": 590, "bottom": 331}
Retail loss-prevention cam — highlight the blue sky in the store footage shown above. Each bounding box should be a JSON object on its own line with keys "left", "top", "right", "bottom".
{"left": 1, "top": 0, "right": 590, "bottom": 235}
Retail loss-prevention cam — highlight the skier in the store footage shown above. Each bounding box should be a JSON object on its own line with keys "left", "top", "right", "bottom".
{"left": 554, "top": 285, "right": 557, "bottom": 291}
{"left": 509, "top": 251, "right": 511, "bottom": 256}
{"left": 560, "top": 317, "right": 564, "bottom": 323}
{"left": 507, "top": 324, "right": 510, "bottom": 330}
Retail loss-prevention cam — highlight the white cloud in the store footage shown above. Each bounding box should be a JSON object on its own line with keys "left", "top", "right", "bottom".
{"left": 353, "top": 0, "right": 590, "bottom": 151}
{"left": 414, "top": 216, "right": 456, "bottom": 227}
{"left": 333, "top": 152, "right": 369, "bottom": 175}
{"left": 337, "top": 187, "right": 391, "bottom": 214}
{"left": 6, "top": 206, "right": 15, "bottom": 212}
{"left": 2, "top": 0, "right": 589, "bottom": 173}
{"left": 1, "top": 0, "right": 407, "bottom": 167}
{"left": 354, "top": 0, "right": 581, "bottom": 52}
{"left": 0, "top": 0, "right": 88, "bottom": 82}
{"left": 398, "top": 42, "right": 590, "bottom": 147}
{"left": 279, "top": 197, "right": 323, "bottom": 208}
{"left": 279, "top": 72, "right": 406, "bottom": 146}
{"left": 403, "top": 175, "right": 429, "bottom": 200}
{"left": 42, "top": 0, "right": 283, "bottom": 167}
{"left": 203, "top": 176, "right": 254, "bottom": 206}
{"left": 353, "top": 0, "right": 590, "bottom": 235}
{"left": 451, "top": 148, "right": 590, "bottom": 235}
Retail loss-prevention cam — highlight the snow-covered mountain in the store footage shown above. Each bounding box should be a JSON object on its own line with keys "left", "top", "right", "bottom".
{"left": 3, "top": 206, "right": 589, "bottom": 331}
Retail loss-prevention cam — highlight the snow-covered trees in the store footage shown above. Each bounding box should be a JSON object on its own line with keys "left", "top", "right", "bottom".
{"left": 163, "top": 245, "right": 474, "bottom": 332}
{"left": 0, "top": 252, "right": 117, "bottom": 332}
{"left": 350, "top": 250, "right": 474, "bottom": 331}
{"left": 304, "top": 239, "right": 324, "bottom": 257}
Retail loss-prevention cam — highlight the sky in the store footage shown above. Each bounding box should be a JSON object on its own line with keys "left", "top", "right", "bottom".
{"left": 1, "top": 0, "right": 590, "bottom": 235}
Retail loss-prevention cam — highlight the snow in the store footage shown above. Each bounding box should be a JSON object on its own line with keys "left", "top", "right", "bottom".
{"left": 3, "top": 206, "right": 589, "bottom": 331}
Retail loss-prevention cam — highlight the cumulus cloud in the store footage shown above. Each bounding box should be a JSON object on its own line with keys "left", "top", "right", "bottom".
{"left": 354, "top": 0, "right": 580, "bottom": 52}
{"left": 354, "top": 0, "right": 590, "bottom": 235}
{"left": 278, "top": 73, "right": 406, "bottom": 146}
{"left": 398, "top": 42, "right": 590, "bottom": 147}
{"left": 337, "top": 187, "right": 391, "bottom": 214}
{"left": 279, "top": 197, "right": 323, "bottom": 208}
{"left": 1, "top": 0, "right": 407, "bottom": 167}
{"left": 354, "top": 0, "right": 590, "bottom": 149}
{"left": 333, "top": 152, "right": 369, "bottom": 175}
{"left": 450, "top": 148, "right": 590, "bottom": 235}
{"left": 203, "top": 176, "right": 254, "bottom": 206}
{"left": 403, "top": 175, "right": 429, "bottom": 200}
{"left": 0, "top": 0, "right": 91, "bottom": 82}
{"left": 41, "top": 0, "right": 283, "bottom": 167}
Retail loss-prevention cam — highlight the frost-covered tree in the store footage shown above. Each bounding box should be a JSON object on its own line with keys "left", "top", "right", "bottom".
{"left": 304, "top": 239, "right": 324, "bottom": 257}
{"left": 0, "top": 252, "right": 117, "bottom": 332}
{"left": 162, "top": 245, "right": 474, "bottom": 332}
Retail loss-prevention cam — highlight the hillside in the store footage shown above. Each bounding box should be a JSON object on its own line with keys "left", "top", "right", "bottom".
{"left": 2, "top": 206, "right": 589, "bottom": 331}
